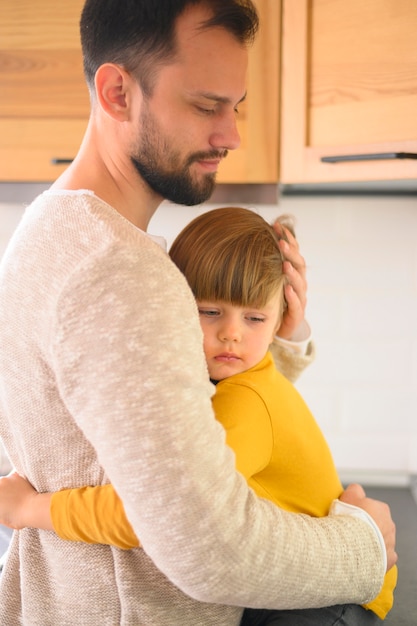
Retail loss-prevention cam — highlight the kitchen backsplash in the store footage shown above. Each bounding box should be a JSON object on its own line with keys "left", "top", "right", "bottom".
{"left": 1, "top": 186, "right": 416, "bottom": 484}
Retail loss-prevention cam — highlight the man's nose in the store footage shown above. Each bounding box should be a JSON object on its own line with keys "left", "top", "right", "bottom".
{"left": 209, "top": 111, "right": 241, "bottom": 152}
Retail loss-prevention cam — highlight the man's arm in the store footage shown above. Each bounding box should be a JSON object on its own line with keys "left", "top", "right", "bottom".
{"left": 339, "top": 483, "right": 397, "bottom": 572}
{"left": 270, "top": 337, "right": 315, "bottom": 384}
{"left": 0, "top": 473, "right": 396, "bottom": 574}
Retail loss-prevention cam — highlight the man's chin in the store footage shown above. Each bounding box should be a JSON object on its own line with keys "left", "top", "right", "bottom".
{"left": 178, "top": 174, "right": 216, "bottom": 205}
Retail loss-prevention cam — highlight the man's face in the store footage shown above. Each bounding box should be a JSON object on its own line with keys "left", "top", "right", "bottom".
{"left": 131, "top": 100, "right": 220, "bottom": 205}
{"left": 131, "top": 5, "right": 248, "bottom": 205}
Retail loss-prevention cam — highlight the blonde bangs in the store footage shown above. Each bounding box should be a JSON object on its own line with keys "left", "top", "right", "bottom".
{"left": 169, "top": 207, "right": 289, "bottom": 310}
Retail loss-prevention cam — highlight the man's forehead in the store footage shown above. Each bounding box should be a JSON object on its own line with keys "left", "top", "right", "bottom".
{"left": 175, "top": 3, "right": 247, "bottom": 53}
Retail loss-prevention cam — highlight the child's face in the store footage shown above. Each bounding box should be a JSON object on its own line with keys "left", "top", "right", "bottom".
{"left": 198, "top": 294, "right": 282, "bottom": 381}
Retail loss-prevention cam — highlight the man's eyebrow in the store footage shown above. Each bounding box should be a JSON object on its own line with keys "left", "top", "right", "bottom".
{"left": 197, "top": 91, "right": 247, "bottom": 106}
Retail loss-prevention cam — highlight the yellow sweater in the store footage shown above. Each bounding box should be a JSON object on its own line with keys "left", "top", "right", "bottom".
{"left": 51, "top": 351, "right": 396, "bottom": 619}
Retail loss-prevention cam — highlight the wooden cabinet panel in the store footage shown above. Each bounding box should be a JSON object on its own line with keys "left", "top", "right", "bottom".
{"left": 0, "top": 119, "right": 88, "bottom": 182}
{"left": 0, "top": 2, "right": 85, "bottom": 49}
{"left": 0, "top": 0, "right": 88, "bottom": 181}
{"left": 0, "top": 1, "right": 88, "bottom": 117}
{"left": 0, "top": 0, "right": 280, "bottom": 183}
{"left": 218, "top": 0, "right": 280, "bottom": 183}
{"left": 0, "top": 50, "right": 89, "bottom": 119}
{"left": 280, "top": 0, "right": 417, "bottom": 183}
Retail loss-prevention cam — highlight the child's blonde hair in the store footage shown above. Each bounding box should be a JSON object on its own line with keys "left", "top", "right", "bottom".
{"left": 170, "top": 207, "right": 293, "bottom": 321}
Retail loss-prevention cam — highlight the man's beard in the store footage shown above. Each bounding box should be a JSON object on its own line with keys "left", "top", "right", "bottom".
{"left": 133, "top": 152, "right": 218, "bottom": 206}
{"left": 131, "top": 105, "right": 226, "bottom": 206}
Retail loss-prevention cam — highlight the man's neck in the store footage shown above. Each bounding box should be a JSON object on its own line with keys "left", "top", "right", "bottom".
{"left": 51, "top": 124, "right": 162, "bottom": 231}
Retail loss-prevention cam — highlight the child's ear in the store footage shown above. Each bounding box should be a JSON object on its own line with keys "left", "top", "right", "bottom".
{"left": 94, "top": 63, "right": 134, "bottom": 121}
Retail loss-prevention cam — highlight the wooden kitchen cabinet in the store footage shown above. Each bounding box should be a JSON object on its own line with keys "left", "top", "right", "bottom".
{"left": 280, "top": 0, "right": 417, "bottom": 183}
{"left": 0, "top": 0, "right": 280, "bottom": 183}
{"left": 0, "top": 0, "right": 89, "bottom": 182}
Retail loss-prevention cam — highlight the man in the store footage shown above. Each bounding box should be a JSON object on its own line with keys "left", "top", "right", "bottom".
{"left": 0, "top": 1, "right": 396, "bottom": 624}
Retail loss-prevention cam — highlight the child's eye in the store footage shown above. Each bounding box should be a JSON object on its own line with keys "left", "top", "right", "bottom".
{"left": 246, "top": 315, "right": 265, "bottom": 323}
{"left": 198, "top": 308, "right": 219, "bottom": 317}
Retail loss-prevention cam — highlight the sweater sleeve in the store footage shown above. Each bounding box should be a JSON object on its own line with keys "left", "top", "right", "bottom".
{"left": 270, "top": 338, "right": 315, "bottom": 383}
{"left": 50, "top": 484, "right": 139, "bottom": 550}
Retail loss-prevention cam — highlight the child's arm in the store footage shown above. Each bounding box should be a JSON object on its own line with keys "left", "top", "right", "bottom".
{"left": 0, "top": 472, "right": 139, "bottom": 550}
{"left": 51, "top": 483, "right": 139, "bottom": 550}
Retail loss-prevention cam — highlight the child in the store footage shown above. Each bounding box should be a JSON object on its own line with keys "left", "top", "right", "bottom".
{"left": 0, "top": 207, "right": 396, "bottom": 623}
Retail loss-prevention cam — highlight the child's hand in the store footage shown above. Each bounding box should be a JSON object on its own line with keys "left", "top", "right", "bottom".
{"left": 0, "top": 471, "right": 38, "bottom": 530}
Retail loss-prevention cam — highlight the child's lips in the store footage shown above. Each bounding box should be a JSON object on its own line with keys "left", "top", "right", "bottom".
{"left": 214, "top": 353, "right": 240, "bottom": 362}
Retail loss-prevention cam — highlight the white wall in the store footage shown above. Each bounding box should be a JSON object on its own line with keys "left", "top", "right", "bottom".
{"left": 1, "top": 191, "right": 416, "bottom": 484}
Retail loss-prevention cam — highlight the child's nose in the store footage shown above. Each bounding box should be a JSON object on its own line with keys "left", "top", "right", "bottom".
{"left": 219, "top": 321, "right": 241, "bottom": 342}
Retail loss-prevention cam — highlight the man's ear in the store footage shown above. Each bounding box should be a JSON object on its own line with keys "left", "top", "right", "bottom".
{"left": 94, "top": 63, "right": 134, "bottom": 121}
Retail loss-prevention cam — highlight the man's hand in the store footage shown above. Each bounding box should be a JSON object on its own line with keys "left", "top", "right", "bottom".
{"left": 341, "top": 483, "right": 397, "bottom": 572}
{"left": 273, "top": 220, "right": 308, "bottom": 340}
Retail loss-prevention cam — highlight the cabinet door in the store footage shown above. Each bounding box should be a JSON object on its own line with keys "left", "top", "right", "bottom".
{"left": 0, "top": 0, "right": 280, "bottom": 184}
{"left": 280, "top": 0, "right": 417, "bottom": 183}
{"left": 0, "top": 0, "right": 88, "bottom": 181}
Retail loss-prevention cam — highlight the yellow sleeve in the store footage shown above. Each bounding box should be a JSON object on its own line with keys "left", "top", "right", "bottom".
{"left": 50, "top": 484, "right": 140, "bottom": 550}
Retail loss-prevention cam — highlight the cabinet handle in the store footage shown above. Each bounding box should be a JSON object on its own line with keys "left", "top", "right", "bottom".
{"left": 321, "top": 152, "right": 417, "bottom": 164}
{"left": 51, "top": 158, "right": 74, "bottom": 165}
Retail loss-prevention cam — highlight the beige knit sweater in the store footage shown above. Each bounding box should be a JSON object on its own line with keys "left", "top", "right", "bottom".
{"left": 0, "top": 191, "right": 384, "bottom": 625}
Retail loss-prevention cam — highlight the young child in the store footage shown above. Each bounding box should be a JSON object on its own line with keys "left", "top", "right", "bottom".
{"left": 0, "top": 207, "right": 396, "bottom": 623}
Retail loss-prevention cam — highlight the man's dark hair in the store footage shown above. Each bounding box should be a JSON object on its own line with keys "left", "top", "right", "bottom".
{"left": 80, "top": 0, "right": 259, "bottom": 96}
